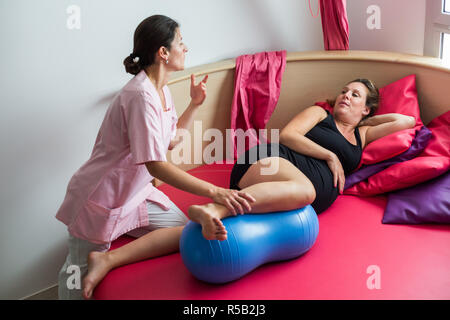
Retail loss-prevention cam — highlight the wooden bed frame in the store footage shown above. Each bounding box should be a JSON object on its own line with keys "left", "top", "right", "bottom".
{"left": 162, "top": 50, "right": 449, "bottom": 184}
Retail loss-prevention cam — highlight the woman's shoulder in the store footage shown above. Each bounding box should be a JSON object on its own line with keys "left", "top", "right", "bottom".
{"left": 281, "top": 105, "right": 328, "bottom": 137}
{"left": 119, "top": 88, "right": 153, "bottom": 105}
{"left": 121, "top": 71, "right": 154, "bottom": 96}
{"left": 356, "top": 125, "right": 370, "bottom": 149}
{"left": 309, "top": 105, "right": 329, "bottom": 121}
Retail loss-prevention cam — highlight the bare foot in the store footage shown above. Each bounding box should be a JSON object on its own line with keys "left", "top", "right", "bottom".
{"left": 82, "top": 251, "right": 112, "bottom": 299}
{"left": 188, "top": 203, "right": 228, "bottom": 241}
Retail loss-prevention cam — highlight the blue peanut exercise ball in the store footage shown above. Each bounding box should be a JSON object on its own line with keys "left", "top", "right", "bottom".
{"left": 179, "top": 205, "right": 319, "bottom": 284}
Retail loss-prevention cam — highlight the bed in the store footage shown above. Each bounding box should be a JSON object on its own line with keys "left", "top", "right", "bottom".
{"left": 93, "top": 50, "right": 450, "bottom": 300}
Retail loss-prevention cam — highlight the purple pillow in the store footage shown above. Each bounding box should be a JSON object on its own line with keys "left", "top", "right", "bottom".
{"left": 382, "top": 171, "right": 450, "bottom": 224}
{"left": 344, "top": 126, "right": 432, "bottom": 190}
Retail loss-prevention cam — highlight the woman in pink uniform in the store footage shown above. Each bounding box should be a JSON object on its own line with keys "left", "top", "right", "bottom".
{"left": 56, "top": 15, "right": 255, "bottom": 300}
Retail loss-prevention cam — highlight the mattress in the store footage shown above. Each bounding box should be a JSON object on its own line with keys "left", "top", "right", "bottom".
{"left": 93, "top": 163, "right": 450, "bottom": 299}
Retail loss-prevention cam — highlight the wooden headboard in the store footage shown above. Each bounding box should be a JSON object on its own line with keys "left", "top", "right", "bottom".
{"left": 160, "top": 50, "right": 449, "bottom": 184}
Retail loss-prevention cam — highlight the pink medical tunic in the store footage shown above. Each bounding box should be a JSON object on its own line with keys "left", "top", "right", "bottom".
{"left": 56, "top": 70, "right": 178, "bottom": 244}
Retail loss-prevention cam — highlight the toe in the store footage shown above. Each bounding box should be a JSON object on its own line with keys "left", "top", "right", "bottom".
{"left": 212, "top": 217, "right": 224, "bottom": 227}
{"left": 82, "top": 280, "right": 92, "bottom": 299}
{"left": 216, "top": 233, "right": 228, "bottom": 241}
{"left": 83, "top": 288, "right": 90, "bottom": 300}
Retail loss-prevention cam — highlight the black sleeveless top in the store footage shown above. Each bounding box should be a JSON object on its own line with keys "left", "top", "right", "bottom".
{"left": 305, "top": 110, "right": 362, "bottom": 175}
{"left": 229, "top": 110, "right": 363, "bottom": 214}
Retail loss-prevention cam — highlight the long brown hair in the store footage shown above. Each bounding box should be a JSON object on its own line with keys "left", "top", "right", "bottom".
{"left": 327, "top": 79, "right": 380, "bottom": 120}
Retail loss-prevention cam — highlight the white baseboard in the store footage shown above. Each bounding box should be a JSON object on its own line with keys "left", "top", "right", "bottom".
{"left": 21, "top": 284, "right": 58, "bottom": 300}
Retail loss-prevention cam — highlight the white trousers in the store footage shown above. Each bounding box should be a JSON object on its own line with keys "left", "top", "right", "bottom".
{"left": 57, "top": 199, "right": 189, "bottom": 300}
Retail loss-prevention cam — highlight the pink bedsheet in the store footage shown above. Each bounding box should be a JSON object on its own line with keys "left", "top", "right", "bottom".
{"left": 94, "top": 163, "right": 450, "bottom": 300}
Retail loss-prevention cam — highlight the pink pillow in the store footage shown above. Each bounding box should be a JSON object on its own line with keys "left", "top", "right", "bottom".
{"left": 375, "top": 74, "right": 423, "bottom": 124}
{"left": 345, "top": 110, "right": 450, "bottom": 196}
{"left": 316, "top": 74, "right": 422, "bottom": 168}
{"left": 361, "top": 74, "right": 423, "bottom": 166}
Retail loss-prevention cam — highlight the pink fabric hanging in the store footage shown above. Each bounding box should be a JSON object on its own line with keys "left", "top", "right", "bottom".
{"left": 319, "top": 0, "right": 349, "bottom": 50}
{"left": 229, "top": 50, "right": 286, "bottom": 160}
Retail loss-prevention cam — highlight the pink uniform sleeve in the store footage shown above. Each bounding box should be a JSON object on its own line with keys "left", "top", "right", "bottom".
{"left": 127, "top": 92, "right": 167, "bottom": 164}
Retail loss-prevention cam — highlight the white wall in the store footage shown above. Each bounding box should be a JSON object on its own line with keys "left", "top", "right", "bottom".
{"left": 347, "top": 0, "right": 426, "bottom": 55}
{"left": 0, "top": 0, "right": 427, "bottom": 299}
{"left": 0, "top": 0, "right": 323, "bottom": 300}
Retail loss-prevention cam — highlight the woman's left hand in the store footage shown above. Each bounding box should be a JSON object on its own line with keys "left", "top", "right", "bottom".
{"left": 190, "top": 74, "right": 208, "bottom": 106}
{"left": 326, "top": 153, "right": 345, "bottom": 194}
{"left": 211, "top": 187, "right": 256, "bottom": 215}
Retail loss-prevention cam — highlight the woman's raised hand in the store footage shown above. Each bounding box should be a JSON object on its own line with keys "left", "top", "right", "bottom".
{"left": 190, "top": 74, "right": 208, "bottom": 106}
{"left": 211, "top": 187, "right": 256, "bottom": 216}
{"left": 326, "top": 153, "right": 345, "bottom": 194}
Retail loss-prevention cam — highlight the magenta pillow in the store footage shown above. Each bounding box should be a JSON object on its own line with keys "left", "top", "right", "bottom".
{"left": 360, "top": 74, "right": 423, "bottom": 166}
{"left": 344, "top": 126, "right": 432, "bottom": 190}
{"left": 345, "top": 110, "right": 450, "bottom": 196}
{"left": 382, "top": 171, "right": 450, "bottom": 224}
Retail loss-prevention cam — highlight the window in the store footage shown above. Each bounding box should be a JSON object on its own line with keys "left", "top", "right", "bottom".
{"left": 441, "top": 1, "right": 450, "bottom": 65}
{"left": 424, "top": 0, "right": 450, "bottom": 66}
{"left": 441, "top": 33, "right": 450, "bottom": 65}
{"left": 444, "top": 0, "right": 450, "bottom": 13}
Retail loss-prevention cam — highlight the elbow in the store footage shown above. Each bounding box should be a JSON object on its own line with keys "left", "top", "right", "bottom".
{"left": 404, "top": 116, "right": 416, "bottom": 129}
{"left": 279, "top": 130, "right": 290, "bottom": 144}
{"left": 409, "top": 116, "right": 416, "bottom": 128}
{"left": 145, "top": 161, "right": 165, "bottom": 178}
{"left": 279, "top": 129, "right": 303, "bottom": 145}
{"left": 145, "top": 161, "right": 156, "bottom": 177}
{"left": 396, "top": 115, "right": 416, "bottom": 131}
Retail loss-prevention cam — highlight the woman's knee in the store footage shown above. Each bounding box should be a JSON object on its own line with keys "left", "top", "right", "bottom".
{"left": 237, "top": 157, "right": 291, "bottom": 188}
{"left": 289, "top": 180, "right": 316, "bottom": 206}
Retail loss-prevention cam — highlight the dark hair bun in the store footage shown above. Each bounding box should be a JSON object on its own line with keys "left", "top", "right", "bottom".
{"left": 123, "top": 54, "right": 142, "bottom": 75}
{"left": 123, "top": 15, "right": 179, "bottom": 76}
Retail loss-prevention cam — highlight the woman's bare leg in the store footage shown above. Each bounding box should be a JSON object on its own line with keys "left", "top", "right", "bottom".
{"left": 188, "top": 157, "right": 316, "bottom": 240}
{"left": 82, "top": 225, "right": 183, "bottom": 299}
{"left": 83, "top": 157, "right": 315, "bottom": 298}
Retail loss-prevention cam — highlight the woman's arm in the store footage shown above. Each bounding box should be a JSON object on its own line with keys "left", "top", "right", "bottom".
{"left": 168, "top": 74, "right": 208, "bottom": 150}
{"left": 146, "top": 161, "right": 255, "bottom": 215}
{"left": 162, "top": 74, "right": 257, "bottom": 214}
{"left": 280, "top": 106, "right": 333, "bottom": 161}
{"left": 359, "top": 113, "right": 416, "bottom": 147}
{"left": 168, "top": 100, "right": 199, "bottom": 150}
{"left": 280, "top": 106, "right": 346, "bottom": 193}
{"left": 146, "top": 161, "right": 216, "bottom": 198}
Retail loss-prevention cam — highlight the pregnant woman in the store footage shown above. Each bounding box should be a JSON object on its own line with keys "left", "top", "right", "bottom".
{"left": 188, "top": 78, "right": 416, "bottom": 240}
{"left": 56, "top": 15, "right": 254, "bottom": 300}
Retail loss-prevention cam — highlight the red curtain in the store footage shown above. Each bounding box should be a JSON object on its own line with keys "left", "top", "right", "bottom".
{"left": 319, "top": 0, "right": 349, "bottom": 50}
{"left": 230, "top": 51, "right": 286, "bottom": 160}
